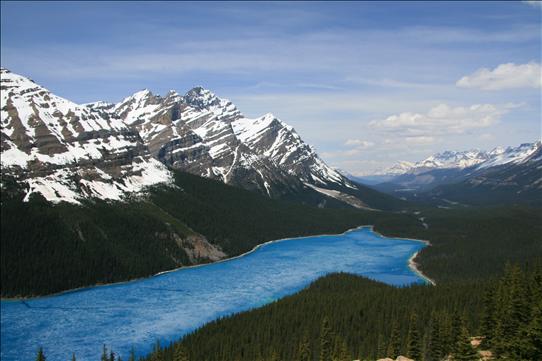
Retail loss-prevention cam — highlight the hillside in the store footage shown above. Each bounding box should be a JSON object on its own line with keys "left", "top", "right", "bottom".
{"left": 0, "top": 170, "right": 417, "bottom": 297}
{"left": 139, "top": 206, "right": 542, "bottom": 361}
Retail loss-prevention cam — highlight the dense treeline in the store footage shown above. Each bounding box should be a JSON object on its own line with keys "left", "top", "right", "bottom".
{"left": 390, "top": 206, "right": 542, "bottom": 282}
{"left": 3, "top": 172, "right": 541, "bottom": 298}
{"left": 131, "top": 262, "right": 540, "bottom": 361}
{"left": 51, "top": 263, "right": 539, "bottom": 360}
{"left": 1, "top": 171, "right": 416, "bottom": 297}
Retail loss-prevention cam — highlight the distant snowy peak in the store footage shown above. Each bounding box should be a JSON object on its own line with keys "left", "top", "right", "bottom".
{"left": 417, "top": 149, "right": 489, "bottom": 170}
{"left": 381, "top": 141, "right": 541, "bottom": 177}
{"left": 479, "top": 141, "right": 541, "bottom": 168}
{"left": 1, "top": 68, "right": 172, "bottom": 204}
{"left": 383, "top": 161, "right": 415, "bottom": 175}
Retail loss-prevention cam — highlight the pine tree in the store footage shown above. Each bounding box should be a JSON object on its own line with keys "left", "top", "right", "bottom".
{"left": 439, "top": 313, "right": 453, "bottom": 357}
{"left": 525, "top": 299, "right": 542, "bottom": 360}
{"left": 406, "top": 313, "right": 422, "bottom": 360}
{"left": 296, "top": 334, "right": 311, "bottom": 361}
{"left": 35, "top": 347, "right": 46, "bottom": 361}
{"left": 173, "top": 344, "right": 189, "bottom": 361}
{"left": 320, "top": 317, "right": 333, "bottom": 361}
{"left": 71, "top": 353, "right": 76, "bottom": 361}
{"left": 453, "top": 321, "right": 478, "bottom": 361}
{"left": 428, "top": 312, "right": 443, "bottom": 361}
{"left": 101, "top": 345, "right": 109, "bottom": 361}
{"left": 450, "top": 314, "right": 463, "bottom": 351}
{"left": 386, "top": 321, "right": 401, "bottom": 359}
{"left": 479, "top": 287, "right": 496, "bottom": 349}
{"left": 128, "top": 347, "right": 136, "bottom": 361}
{"left": 331, "top": 335, "right": 350, "bottom": 361}
{"left": 269, "top": 350, "right": 280, "bottom": 361}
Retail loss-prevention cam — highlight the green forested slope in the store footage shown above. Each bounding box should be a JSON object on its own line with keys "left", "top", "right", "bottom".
{"left": 0, "top": 171, "right": 417, "bottom": 297}
{"left": 142, "top": 262, "right": 542, "bottom": 361}
{"left": 137, "top": 205, "right": 542, "bottom": 361}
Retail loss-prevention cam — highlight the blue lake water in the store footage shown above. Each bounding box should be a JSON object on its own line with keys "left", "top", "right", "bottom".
{"left": 0, "top": 226, "right": 428, "bottom": 361}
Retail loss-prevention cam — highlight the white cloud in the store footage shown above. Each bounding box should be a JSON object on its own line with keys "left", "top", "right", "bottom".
{"left": 405, "top": 136, "right": 436, "bottom": 145}
{"left": 344, "top": 139, "right": 374, "bottom": 148}
{"left": 456, "top": 62, "right": 542, "bottom": 90}
{"left": 369, "top": 103, "right": 509, "bottom": 136}
{"left": 523, "top": 1, "right": 542, "bottom": 7}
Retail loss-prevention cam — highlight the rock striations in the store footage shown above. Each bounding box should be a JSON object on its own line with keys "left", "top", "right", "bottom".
{"left": 1, "top": 69, "right": 366, "bottom": 208}
{"left": 1, "top": 68, "right": 172, "bottom": 204}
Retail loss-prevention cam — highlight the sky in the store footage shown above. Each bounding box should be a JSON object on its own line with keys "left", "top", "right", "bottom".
{"left": 1, "top": 1, "right": 541, "bottom": 175}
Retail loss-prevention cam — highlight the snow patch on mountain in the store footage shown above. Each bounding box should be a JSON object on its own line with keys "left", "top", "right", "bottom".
{"left": 1, "top": 68, "right": 173, "bottom": 204}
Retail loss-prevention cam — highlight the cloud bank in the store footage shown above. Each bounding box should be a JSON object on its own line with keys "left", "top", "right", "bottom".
{"left": 456, "top": 62, "right": 541, "bottom": 90}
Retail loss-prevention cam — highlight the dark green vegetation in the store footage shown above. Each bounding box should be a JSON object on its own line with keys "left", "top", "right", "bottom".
{"left": 135, "top": 263, "right": 542, "bottom": 361}
{"left": 133, "top": 204, "right": 541, "bottom": 360}
{"left": 1, "top": 171, "right": 417, "bottom": 297}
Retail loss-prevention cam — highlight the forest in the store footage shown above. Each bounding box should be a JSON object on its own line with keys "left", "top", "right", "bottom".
{"left": 37, "top": 262, "right": 541, "bottom": 361}
{"left": 0, "top": 171, "right": 415, "bottom": 297}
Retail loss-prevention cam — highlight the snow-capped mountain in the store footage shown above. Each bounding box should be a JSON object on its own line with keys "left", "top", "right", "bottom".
{"left": 380, "top": 142, "right": 540, "bottom": 177}
{"left": 89, "top": 85, "right": 368, "bottom": 207}
{"left": 1, "top": 68, "right": 172, "bottom": 204}
{"left": 371, "top": 140, "right": 542, "bottom": 204}
{"left": 2, "top": 69, "right": 381, "bottom": 209}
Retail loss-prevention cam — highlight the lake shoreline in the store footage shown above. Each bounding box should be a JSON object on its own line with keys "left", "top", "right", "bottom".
{"left": 1, "top": 225, "right": 434, "bottom": 301}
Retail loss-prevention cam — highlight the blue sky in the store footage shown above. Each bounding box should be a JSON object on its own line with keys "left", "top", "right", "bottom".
{"left": 1, "top": 1, "right": 541, "bottom": 175}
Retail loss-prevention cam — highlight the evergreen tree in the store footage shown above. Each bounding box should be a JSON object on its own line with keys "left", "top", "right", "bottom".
{"left": 128, "top": 347, "right": 136, "bottom": 361}
{"left": 479, "top": 287, "right": 496, "bottom": 349}
{"left": 331, "top": 335, "right": 350, "bottom": 361}
{"left": 450, "top": 314, "right": 463, "bottom": 351}
{"left": 428, "top": 312, "right": 443, "bottom": 361}
{"left": 406, "top": 313, "right": 422, "bottom": 360}
{"left": 269, "top": 350, "right": 280, "bottom": 361}
{"left": 71, "top": 353, "right": 76, "bottom": 361}
{"left": 296, "top": 334, "right": 311, "bottom": 361}
{"left": 439, "top": 313, "right": 453, "bottom": 357}
{"left": 173, "top": 344, "right": 189, "bottom": 361}
{"left": 35, "top": 347, "right": 46, "bottom": 361}
{"left": 376, "top": 333, "right": 386, "bottom": 359}
{"left": 386, "top": 321, "right": 401, "bottom": 359}
{"left": 320, "top": 317, "right": 332, "bottom": 361}
{"left": 453, "top": 321, "right": 478, "bottom": 361}
{"left": 525, "top": 300, "right": 542, "bottom": 360}
{"left": 101, "top": 345, "right": 109, "bottom": 361}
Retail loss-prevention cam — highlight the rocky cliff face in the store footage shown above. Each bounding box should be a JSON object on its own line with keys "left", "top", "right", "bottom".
{"left": 1, "top": 68, "right": 172, "bottom": 204}
{"left": 94, "top": 85, "right": 361, "bottom": 203}
{"left": 2, "top": 68, "right": 376, "bottom": 209}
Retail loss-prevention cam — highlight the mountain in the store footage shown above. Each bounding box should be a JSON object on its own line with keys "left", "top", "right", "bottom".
{"left": 428, "top": 143, "right": 542, "bottom": 205}
{"left": 89, "top": 83, "right": 402, "bottom": 210}
{"left": 371, "top": 141, "right": 542, "bottom": 205}
{"left": 1, "top": 68, "right": 402, "bottom": 210}
{"left": 0, "top": 68, "right": 172, "bottom": 204}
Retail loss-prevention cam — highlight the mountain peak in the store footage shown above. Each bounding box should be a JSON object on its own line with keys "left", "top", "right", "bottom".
{"left": 184, "top": 86, "right": 221, "bottom": 109}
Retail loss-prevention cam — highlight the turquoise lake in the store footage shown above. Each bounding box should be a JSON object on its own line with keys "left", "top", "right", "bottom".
{"left": 0, "top": 226, "right": 428, "bottom": 361}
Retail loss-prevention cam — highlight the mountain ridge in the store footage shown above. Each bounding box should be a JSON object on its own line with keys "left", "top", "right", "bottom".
{"left": 1, "top": 68, "right": 399, "bottom": 210}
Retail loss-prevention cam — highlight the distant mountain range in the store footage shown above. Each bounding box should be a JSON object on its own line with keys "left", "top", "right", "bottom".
{"left": 1, "top": 68, "right": 400, "bottom": 210}
{"left": 352, "top": 141, "right": 542, "bottom": 205}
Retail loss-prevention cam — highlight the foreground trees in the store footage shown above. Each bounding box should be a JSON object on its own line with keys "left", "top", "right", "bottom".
{"left": 39, "top": 261, "right": 541, "bottom": 361}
